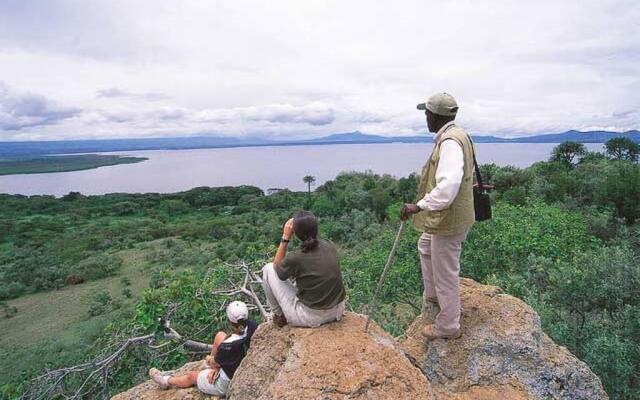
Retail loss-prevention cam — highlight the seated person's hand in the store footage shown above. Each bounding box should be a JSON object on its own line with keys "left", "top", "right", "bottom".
{"left": 400, "top": 203, "right": 421, "bottom": 220}
{"left": 204, "top": 355, "right": 214, "bottom": 367}
{"left": 207, "top": 367, "right": 220, "bottom": 384}
{"left": 282, "top": 218, "right": 294, "bottom": 240}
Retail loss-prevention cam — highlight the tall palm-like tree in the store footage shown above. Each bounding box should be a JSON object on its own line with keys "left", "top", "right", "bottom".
{"left": 302, "top": 175, "right": 316, "bottom": 208}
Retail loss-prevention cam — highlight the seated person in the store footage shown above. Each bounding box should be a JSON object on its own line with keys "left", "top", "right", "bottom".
{"left": 148, "top": 301, "right": 257, "bottom": 397}
{"left": 261, "top": 210, "right": 346, "bottom": 328}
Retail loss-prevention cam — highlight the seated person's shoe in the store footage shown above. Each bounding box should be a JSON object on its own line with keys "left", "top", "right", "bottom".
{"left": 273, "top": 313, "right": 288, "bottom": 328}
{"left": 148, "top": 368, "right": 169, "bottom": 389}
{"left": 422, "top": 324, "right": 461, "bottom": 341}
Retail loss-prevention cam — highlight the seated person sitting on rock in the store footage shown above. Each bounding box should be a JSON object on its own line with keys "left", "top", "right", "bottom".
{"left": 148, "top": 301, "right": 257, "bottom": 397}
{"left": 262, "top": 210, "right": 346, "bottom": 328}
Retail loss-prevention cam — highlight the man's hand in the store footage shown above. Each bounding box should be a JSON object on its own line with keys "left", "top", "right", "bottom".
{"left": 474, "top": 183, "right": 494, "bottom": 192}
{"left": 400, "top": 203, "right": 421, "bottom": 221}
{"left": 207, "top": 367, "right": 220, "bottom": 384}
{"left": 282, "top": 218, "right": 294, "bottom": 240}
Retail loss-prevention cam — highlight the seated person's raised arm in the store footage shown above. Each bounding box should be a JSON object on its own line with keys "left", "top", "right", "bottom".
{"left": 273, "top": 218, "right": 295, "bottom": 280}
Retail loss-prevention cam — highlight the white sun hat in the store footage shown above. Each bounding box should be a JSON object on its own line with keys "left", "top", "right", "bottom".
{"left": 226, "top": 301, "right": 249, "bottom": 323}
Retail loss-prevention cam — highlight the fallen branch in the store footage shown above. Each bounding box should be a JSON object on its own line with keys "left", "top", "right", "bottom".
{"left": 21, "top": 260, "right": 270, "bottom": 399}
{"left": 21, "top": 333, "right": 155, "bottom": 400}
{"left": 211, "top": 261, "right": 270, "bottom": 319}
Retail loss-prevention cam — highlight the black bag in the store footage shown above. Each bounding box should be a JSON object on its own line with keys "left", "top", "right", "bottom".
{"left": 469, "top": 137, "right": 492, "bottom": 221}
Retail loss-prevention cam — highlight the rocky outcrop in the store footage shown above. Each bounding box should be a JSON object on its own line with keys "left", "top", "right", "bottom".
{"left": 111, "top": 279, "right": 608, "bottom": 400}
{"left": 228, "top": 313, "right": 433, "bottom": 399}
{"left": 401, "top": 278, "right": 608, "bottom": 400}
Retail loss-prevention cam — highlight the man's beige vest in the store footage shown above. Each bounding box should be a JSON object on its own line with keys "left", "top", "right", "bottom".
{"left": 412, "top": 124, "right": 475, "bottom": 235}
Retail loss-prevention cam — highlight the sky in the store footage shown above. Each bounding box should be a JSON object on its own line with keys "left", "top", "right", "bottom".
{"left": 0, "top": 0, "right": 639, "bottom": 141}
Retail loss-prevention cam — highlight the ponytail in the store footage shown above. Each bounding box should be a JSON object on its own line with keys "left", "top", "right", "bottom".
{"left": 300, "top": 237, "right": 319, "bottom": 253}
{"left": 293, "top": 210, "right": 320, "bottom": 253}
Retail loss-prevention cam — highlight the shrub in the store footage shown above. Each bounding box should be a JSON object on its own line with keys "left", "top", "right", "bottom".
{"left": 87, "top": 290, "right": 114, "bottom": 317}
{"left": 111, "top": 201, "right": 138, "bottom": 216}
{"left": 548, "top": 246, "right": 639, "bottom": 314}
{"left": 65, "top": 275, "right": 86, "bottom": 285}
{"left": 1, "top": 301, "right": 18, "bottom": 318}
{"left": 121, "top": 287, "right": 133, "bottom": 299}
{"left": 462, "top": 202, "right": 599, "bottom": 283}
{"left": 72, "top": 254, "right": 123, "bottom": 280}
{"left": 160, "top": 199, "right": 189, "bottom": 215}
{"left": 0, "top": 282, "right": 27, "bottom": 300}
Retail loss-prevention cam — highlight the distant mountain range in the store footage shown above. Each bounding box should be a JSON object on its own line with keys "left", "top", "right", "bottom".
{"left": 0, "top": 130, "right": 638, "bottom": 156}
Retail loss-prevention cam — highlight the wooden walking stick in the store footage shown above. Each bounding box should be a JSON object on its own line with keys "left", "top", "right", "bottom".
{"left": 364, "top": 220, "right": 405, "bottom": 332}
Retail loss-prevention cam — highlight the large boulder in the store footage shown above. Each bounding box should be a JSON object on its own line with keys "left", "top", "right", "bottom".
{"left": 227, "top": 312, "right": 433, "bottom": 399}
{"left": 401, "top": 278, "right": 608, "bottom": 400}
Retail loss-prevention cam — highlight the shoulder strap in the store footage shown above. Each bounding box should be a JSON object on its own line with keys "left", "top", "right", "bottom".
{"left": 446, "top": 124, "right": 484, "bottom": 191}
{"left": 465, "top": 132, "right": 484, "bottom": 190}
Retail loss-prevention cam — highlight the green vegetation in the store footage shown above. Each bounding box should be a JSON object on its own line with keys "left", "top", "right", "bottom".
{"left": 549, "top": 140, "right": 587, "bottom": 165}
{"left": 1, "top": 139, "right": 639, "bottom": 399}
{"left": 606, "top": 137, "right": 640, "bottom": 162}
{"left": 0, "top": 154, "right": 147, "bottom": 175}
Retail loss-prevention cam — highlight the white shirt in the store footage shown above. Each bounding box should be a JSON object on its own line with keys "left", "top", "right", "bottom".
{"left": 416, "top": 122, "right": 465, "bottom": 211}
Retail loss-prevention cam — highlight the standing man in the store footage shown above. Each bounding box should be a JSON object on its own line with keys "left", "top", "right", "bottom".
{"left": 400, "top": 92, "right": 475, "bottom": 340}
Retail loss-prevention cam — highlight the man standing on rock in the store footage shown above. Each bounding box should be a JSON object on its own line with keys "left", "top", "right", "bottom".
{"left": 400, "top": 92, "right": 475, "bottom": 340}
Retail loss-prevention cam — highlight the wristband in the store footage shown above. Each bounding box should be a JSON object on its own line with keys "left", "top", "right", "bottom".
{"left": 280, "top": 238, "right": 290, "bottom": 243}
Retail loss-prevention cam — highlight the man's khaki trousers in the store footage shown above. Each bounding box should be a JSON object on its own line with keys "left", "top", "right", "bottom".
{"left": 417, "top": 230, "right": 469, "bottom": 333}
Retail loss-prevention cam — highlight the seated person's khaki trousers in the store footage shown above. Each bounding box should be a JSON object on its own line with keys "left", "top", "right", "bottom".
{"left": 261, "top": 263, "right": 345, "bottom": 327}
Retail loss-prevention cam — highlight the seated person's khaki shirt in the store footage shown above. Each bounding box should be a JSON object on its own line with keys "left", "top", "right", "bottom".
{"left": 275, "top": 238, "right": 346, "bottom": 310}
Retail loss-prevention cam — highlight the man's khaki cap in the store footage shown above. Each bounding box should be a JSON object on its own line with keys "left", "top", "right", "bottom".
{"left": 417, "top": 92, "right": 458, "bottom": 116}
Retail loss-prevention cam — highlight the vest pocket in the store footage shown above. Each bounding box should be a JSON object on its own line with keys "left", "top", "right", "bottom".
{"left": 425, "top": 210, "right": 448, "bottom": 230}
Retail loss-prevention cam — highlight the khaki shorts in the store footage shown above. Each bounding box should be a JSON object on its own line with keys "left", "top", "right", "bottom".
{"left": 196, "top": 368, "right": 230, "bottom": 396}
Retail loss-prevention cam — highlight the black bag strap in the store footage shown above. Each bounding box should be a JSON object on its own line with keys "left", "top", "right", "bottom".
{"left": 443, "top": 123, "right": 484, "bottom": 191}
{"left": 469, "top": 137, "right": 485, "bottom": 191}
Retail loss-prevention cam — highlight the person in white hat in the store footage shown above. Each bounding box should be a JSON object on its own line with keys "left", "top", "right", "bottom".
{"left": 148, "top": 300, "right": 257, "bottom": 396}
{"left": 400, "top": 92, "right": 476, "bottom": 341}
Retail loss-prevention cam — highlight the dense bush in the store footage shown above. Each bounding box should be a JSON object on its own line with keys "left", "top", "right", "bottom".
{"left": 88, "top": 290, "right": 116, "bottom": 317}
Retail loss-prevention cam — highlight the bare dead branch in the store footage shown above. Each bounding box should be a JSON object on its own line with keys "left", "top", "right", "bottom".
{"left": 208, "top": 261, "right": 270, "bottom": 319}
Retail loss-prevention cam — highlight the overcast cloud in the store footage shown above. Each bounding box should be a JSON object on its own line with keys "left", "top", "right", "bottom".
{"left": 0, "top": 0, "right": 638, "bottom": 141}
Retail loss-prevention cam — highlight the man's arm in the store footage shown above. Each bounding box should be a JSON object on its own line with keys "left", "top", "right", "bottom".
{"left": 401, "top": 140, "right": 464, "bottom": 219}
{"left": 417, "top": 140, "right": 464, "bottom": 210}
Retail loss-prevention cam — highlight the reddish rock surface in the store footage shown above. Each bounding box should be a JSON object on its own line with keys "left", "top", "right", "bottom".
{"left": 227, "top": 313, "right": 433, "bottom": 400}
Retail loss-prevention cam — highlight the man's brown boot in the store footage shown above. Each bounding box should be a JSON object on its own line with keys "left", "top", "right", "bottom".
{"left": 422, "top": 324, "right": 461, "bottom": 341}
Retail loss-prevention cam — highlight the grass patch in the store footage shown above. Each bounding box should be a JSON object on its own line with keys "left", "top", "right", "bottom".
{"left": 0, "top": 245, "right": 152, "bottom": 388}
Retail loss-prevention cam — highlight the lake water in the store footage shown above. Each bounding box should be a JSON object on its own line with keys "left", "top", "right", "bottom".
{"left": 0, "top": 143, "right": 604, "bottom": 197}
